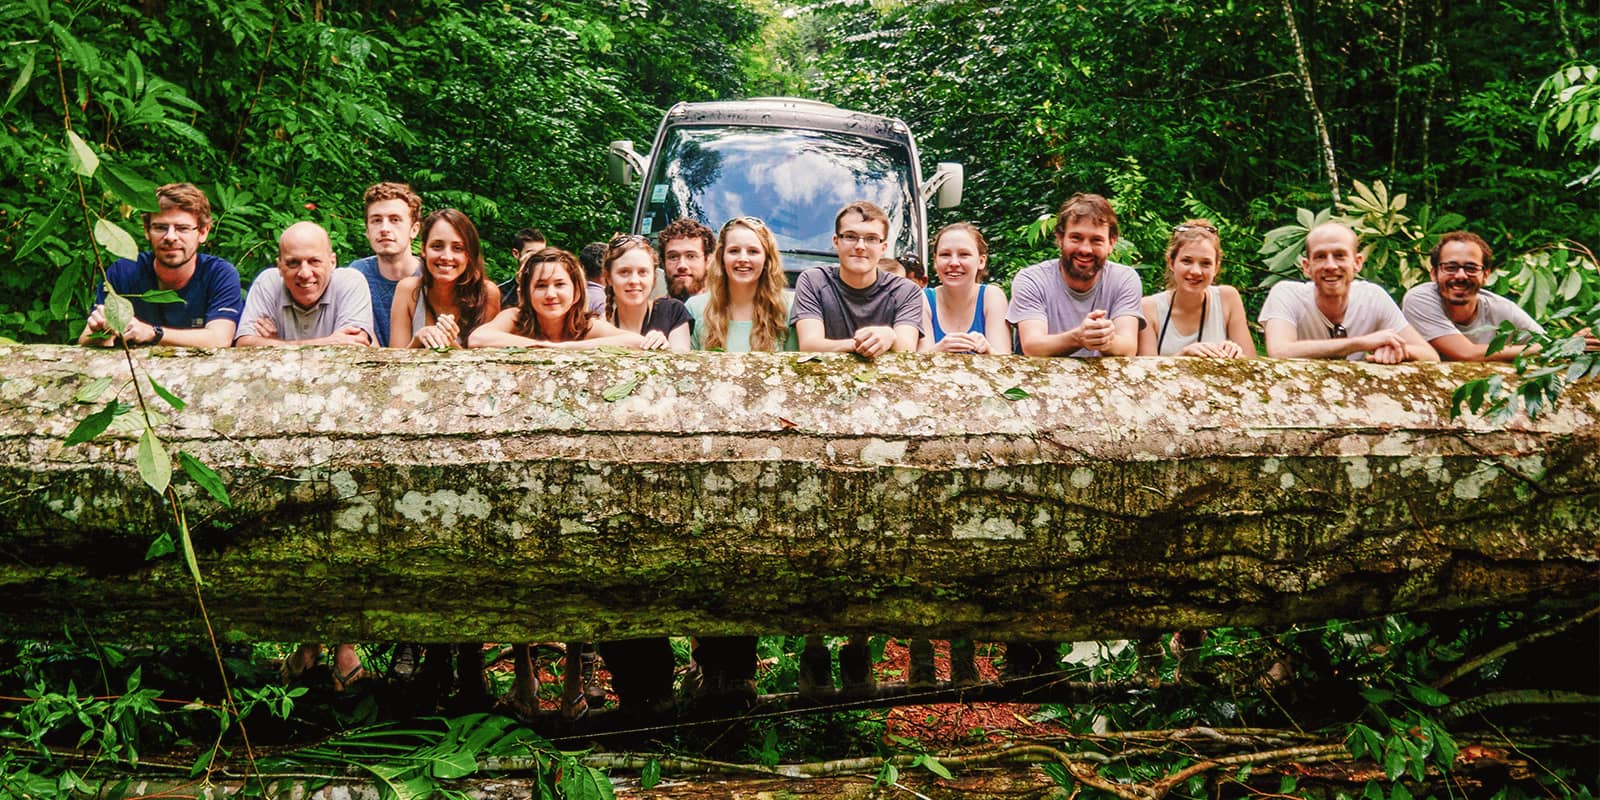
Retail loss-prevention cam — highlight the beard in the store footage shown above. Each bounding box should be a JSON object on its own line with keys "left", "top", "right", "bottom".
{"left": 669, "top": 273, "right": 703, "bottom": 300}
{"left": 1440, "top": 279, "right": 1476, "bottom": 306}
{"left": 1061, "top": 253, "right": 1106, "bottom": 285}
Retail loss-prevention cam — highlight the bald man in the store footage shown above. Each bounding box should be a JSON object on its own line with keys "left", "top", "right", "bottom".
{"left": 235, "top": 221, "right": 375, "bottom": 346}
{"left": 1259, "top": 222, "right": 1437, "bottom": 363}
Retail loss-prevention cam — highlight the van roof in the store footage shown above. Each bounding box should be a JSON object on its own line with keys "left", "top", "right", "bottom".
{"left": 662, "top": 98, "right": 913, "bottom": 146}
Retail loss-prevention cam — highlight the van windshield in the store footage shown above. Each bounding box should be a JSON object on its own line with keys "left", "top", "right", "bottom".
{"left": 638, "top": 126, "right": 916, "bottom": 261}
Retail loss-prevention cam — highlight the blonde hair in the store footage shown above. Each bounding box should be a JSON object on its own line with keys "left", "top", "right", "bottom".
{"left": 1163, "top": 219, "right": 1222, "bottom": 291}
{"left": 705, "top": 219, "right": 788, "bottom": 351}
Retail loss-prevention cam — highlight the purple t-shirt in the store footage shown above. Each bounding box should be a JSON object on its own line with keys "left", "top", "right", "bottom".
{"left": 1005, "top": 259, "right": 1144, "bottom": 357}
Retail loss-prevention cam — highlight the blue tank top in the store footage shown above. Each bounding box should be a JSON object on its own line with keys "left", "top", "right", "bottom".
{"left": 926, "top": 284, "right": 987, "bottom": 343}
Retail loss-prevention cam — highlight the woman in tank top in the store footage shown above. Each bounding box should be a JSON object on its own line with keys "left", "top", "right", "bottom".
{"left": 389, "top": 208, "right": 501, "bottom": 348}
{"left": 467, "top": 248, "right": 641, "bottom": 349}
{"left": 918, "top": 222, "right": 1011, "bottom": 354}
{"left": 1137, "top": 219, "right": 1255, "bottom": 357}
{"left": 603, "top": 234, "right": 693, "bottom": 352}
{"left": 686, "top": 216, "right": 796, "bottom": 352}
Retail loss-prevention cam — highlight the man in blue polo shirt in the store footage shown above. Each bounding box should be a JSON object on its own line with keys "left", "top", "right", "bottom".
{"left": 78, "top": 182, "right": 241, "bottom": 348}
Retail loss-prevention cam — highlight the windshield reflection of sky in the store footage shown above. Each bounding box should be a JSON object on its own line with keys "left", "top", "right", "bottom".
{"left": 642, "top": 127, "right": 915, "bottom": 256}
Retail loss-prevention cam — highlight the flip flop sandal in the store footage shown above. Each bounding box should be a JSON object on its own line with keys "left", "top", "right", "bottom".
{"left": 333, "top": 665, "right": 366, "bottom": 692}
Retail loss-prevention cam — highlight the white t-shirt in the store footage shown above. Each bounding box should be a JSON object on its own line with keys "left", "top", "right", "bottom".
{"left": 1401, "top": 283, "right": 1543, "bottom": 344}
{"left": 1005, "top": 259, "right": 1145, "bottom": 357}
{"left": 1257, "top": 279, "right": 1406, "bottom": 361}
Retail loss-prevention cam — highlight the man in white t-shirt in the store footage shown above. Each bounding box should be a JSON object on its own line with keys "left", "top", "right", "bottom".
{"left": 1401, "top": 231, "right": 1544, "bottom": 361}
{"left": 1006, "top": 193, "right": 1143, "bottom": 357}
{"left": 1259, "top": 222, "right": 1437, "bottom": 363}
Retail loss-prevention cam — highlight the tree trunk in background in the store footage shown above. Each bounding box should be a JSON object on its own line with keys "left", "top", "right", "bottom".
{"left": 0, "top": 346, "right": 1595, "bottom": 643}
{"left": 1282, "top": 0, "right": 1341, "bottom": 203}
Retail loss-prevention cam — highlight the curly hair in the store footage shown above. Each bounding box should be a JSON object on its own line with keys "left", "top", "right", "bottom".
{"left": 363, "top": 182, "right": 422, "bottom": 224}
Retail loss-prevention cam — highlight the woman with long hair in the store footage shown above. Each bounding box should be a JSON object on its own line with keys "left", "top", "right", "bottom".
{"left": 686, "top": 216, "right": 796, "bottom": 352}
{"left": 918, "top": 222, "right": 1010, "bottom": 354}
{"left": 390, "top": 208, "right": 500, "bottom": 348}
{"left": 467, "top": 249, "right": 641, "bottom": 349}
{"left": 1137, "top": 220, "right": 1254, "bottom": 357}
{"left": 603, "top": 234, "right": 692, "bottom": 352}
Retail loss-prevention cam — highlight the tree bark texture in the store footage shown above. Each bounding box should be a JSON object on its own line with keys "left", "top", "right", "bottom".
{"left": 0, "top": 346, "right": 1595, "bottom": 643}
{"left": 1282, "top": 0, "right": 1341, "bottom": 203}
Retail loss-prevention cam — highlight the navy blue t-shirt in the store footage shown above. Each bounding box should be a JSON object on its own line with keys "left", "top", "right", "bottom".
{"left": 94, "top": 253, "right": 244, "bottom": 330}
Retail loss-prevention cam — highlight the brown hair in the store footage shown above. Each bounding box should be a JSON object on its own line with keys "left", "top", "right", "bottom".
{"left": 705, "top": 218, "right": 789, "bottom": 351}
{"left": 834, "top": 200, "right": 890, "bottom": 236}
{"left": 144, "top": 183, "right": 212, "bottom": 231}
{"left": 1429, "top": 230, "right": 1493, "bottom": 273}
{"left": 363, "top": 182, "right": 422, "bottom": 224}
{"left": 1052, "top": 192, "right": 1119, "bottom": 241}
{"left": 933, "top": 222, "right": 990, "bottom": 260}
{"left": 418, "top": 208, "right": 491, "bottom": 341}
{"left": 1162, "top": 219, "right": 1222, "bottom": 290}
{"left": 603, "top": 234, "right": 658, "bottom": 324}
{"left": 513, "top": 249, "right": 593, "bottom": 342}
{"left": 658, "top": 218, "right": 714, "bottom": 260}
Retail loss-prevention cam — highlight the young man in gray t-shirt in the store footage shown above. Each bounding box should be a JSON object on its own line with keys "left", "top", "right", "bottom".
{"left": 1006, "top": 193, "right": 1143, "bottom": 357}
{"left": 1401, "top": 231, "right": 1543, "bottom": 362}
{"left": 789, "top": 200, "right": 922, "bottom": 357}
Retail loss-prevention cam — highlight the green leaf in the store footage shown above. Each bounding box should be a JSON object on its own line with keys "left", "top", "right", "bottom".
{"left": 129, "top": 289, "right": 185, "bottom": 305}
{"left": 75, "top": 375, "right": 112, "bottom": 404}
{"left": 50, "top": 262, "right": 84, "bottom": 321}
{"left": 1405, "top": 684, "right": 1449, "bottom": 707}
{"left": 596, "top": 345, "right": 633, "bottom": 356}
{"left": 919, "top": 755, "right": 953, "bottom": 780}
{"left": 428, "top": 750, "right": 477, "bottom": 779}
{"left": 853, "top": 368, "right": 878, "bottom": 383}
{"left": 16, "top": 197, "right": 67, "bottom": 261}
{"left": 1001, "top": 386, "right": 1029, "bottom": 401}
{"left": 796, "top": 352, "right": 822, "bottom": 363}
{"left": 641, "top": 757, "right": 661, "bottom": 789}
{"left": 66, "top": 129, "right": 98, "bottom": 177}
{"left": 99, "top": 164, "right": 161, "bottom": 212}
{"left": 149, "top": 377, "right": 186, "bottom": 411}
{"left": 65, "top": 401, "right": 119, "bottom": 446}
{"left": 1391, "top": 781, "right": 1413, "bottom": 800}
{"left": 95, "top": 218, "right": 139, "bottom": 261}
{"left": 144, "top": 532, "right": 175, "bottom": 560}
{"left": 3, "top": 49, "right": 34, "bottom": 112}
{"left": 179, "top": 452, "right": 230, "bottom": 506}
{"left": 601, "top": 375, "right": 639, "bottom": 402}
{"left": 137, "top": 428, "right": 171, "bottom": 494}
{"left": 104, "top": 285, "right": 135, "bottom": 333}
{"left": 1383, "top": 740, "right": 1406, "bottom": 781}
{"left": 1359, "top": 688, "right": 1395, "bottom": 704}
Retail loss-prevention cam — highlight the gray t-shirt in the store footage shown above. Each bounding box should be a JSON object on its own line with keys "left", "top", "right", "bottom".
{"left": 1401, "top": 283, "right": 1543, "bottom": 344}
{"left": 1257, "top": 279, "right": 1406, "bottom": 361}
{"left": 1005, "top": 259, "right": 1145, "bottom": 357}
{"left": 236, "top": 267, "right": 375, "bottom": 343}
{"left": 788, "top": 266, "right": 923, "bottom": 340}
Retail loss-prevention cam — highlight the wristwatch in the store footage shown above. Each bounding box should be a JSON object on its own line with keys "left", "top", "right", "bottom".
{"left": 150, "top": 325, "right": 165, "bottom": 346}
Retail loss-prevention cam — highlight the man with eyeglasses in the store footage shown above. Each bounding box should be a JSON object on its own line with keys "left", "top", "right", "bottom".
{"left": 790, "top": 200, "right": 922, "bottom": 357}
{"left": 1260, "top": 222, "right": 1437, "bottom": 363}
{"left": 78, "top": 182, "right": 241, "bottom": 348}
{"left": 1401, "top": 231, "right": 1544, "bottom": 361}
{"left": 1008, "top": 193, "right": 1143, "bottom": 357}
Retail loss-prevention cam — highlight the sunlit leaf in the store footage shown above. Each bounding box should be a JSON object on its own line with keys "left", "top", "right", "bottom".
{"left": 3, "top": 49, "right": 34, "bottom": 112}
{"left": 75, "top": 375, "right": 112, "bottom": 404}
{"left": 95, "top": 218, "right": 139, "bottom": 261}
{"left": 66, "top": 129, "right": 98, "bottom": 177}
{"left": 137, "top": 427, "right": 171, "bottom": 494}
{"left": 601, "top": 375, "right": 639, "bottom": 401}
{"left": 104, "top": 285, "right": 135, "bottom": 334}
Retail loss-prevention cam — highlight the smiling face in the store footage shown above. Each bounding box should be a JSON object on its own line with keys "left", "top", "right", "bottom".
{"left": 934, "top": 229, "right": 985, "bottom": 288}
{"left": 145, "top": 208, "right": 210, "bottom": 272}
{"left": 720, "top": 224, "right": 768, "bottom": 289}
{"left": 606, "top": 246, "right": 656, "bottom": 311}
{"left": 1056, "top": 218, "right": 1114, "bottom": 292}
{"left": 276, "top": 222, "right": 337, "bottom": 309}
{"left": 365, "top": 198, "right": 418, "bottom": 259}
{"left": 834, "top": 212, "right": 889, "bottom": 281}
{"left": 1299, "top": 223, "right": 1363, "bottom": 301}
{"left": 663, "top": 236, "right": 708, "bottom": 299}
{"left": 1432, "top": 239, "right": 1489, "bottom": 309}
{"left": 423, "top": 219, "right": 470, "bottom": 285}
{"left": 1167, "top": 241, "right": 1219, "bottom": 296}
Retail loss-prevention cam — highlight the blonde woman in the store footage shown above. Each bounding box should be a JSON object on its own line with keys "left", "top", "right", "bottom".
{"left": 686, "top": 216, "right": 797, "bottom": 352}
{"left": 1138, "top": 220, "right": 1254, "bottom": 357}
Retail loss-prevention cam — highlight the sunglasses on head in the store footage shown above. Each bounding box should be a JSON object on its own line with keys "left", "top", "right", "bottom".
{"left": 721, "top": 216, "right": 767, "bottom": 231}
{"left": 609, "top": 232, "right": 650, "bottom": 249}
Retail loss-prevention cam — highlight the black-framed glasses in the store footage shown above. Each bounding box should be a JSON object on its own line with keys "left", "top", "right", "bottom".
{"left": 608, "top": 233, "right": 650, "bottom": 250}
{"left": 838, "top": 232, "right": 885, "bottom": 246}
{"left": 1437, "top": 261, "right": 1484, "bottom": 276}
{"left": 1328, "top": 323, "right": 1347, "bottom": 339}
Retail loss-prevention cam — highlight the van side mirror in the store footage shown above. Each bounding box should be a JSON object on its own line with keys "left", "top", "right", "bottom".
{"left": 923, "top": 162, "right": 964, "bottom": 209}
{"left": 608, "top": 140, "right": 647, "bottom": 186}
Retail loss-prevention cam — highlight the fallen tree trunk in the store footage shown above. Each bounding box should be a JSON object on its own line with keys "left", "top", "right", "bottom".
{"left": 0, "top": 346, "right": 1594, "bottom": 642}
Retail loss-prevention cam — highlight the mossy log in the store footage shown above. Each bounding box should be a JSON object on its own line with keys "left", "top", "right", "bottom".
{"left": 0, "top": 345, "right": 1595, "bottom": 644}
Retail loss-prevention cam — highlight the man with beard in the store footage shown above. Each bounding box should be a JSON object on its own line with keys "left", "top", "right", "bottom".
{"left": 78, "top": 182, "right": 241, "bottom": 348}
{"left": 1260, "top": 222, "right": 1437, "bottom": 363}
{"left": 1008, "top": 193, "right": 1143, "bottom": 357}
{"left": 659, "top": 217, "right": 714, "bottom": 301}
{"left": 1401, "top": 231, "right": 1544, "bottom": 361}
{"left": 347, "top": 182, "right": 423, "bottom": 346}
